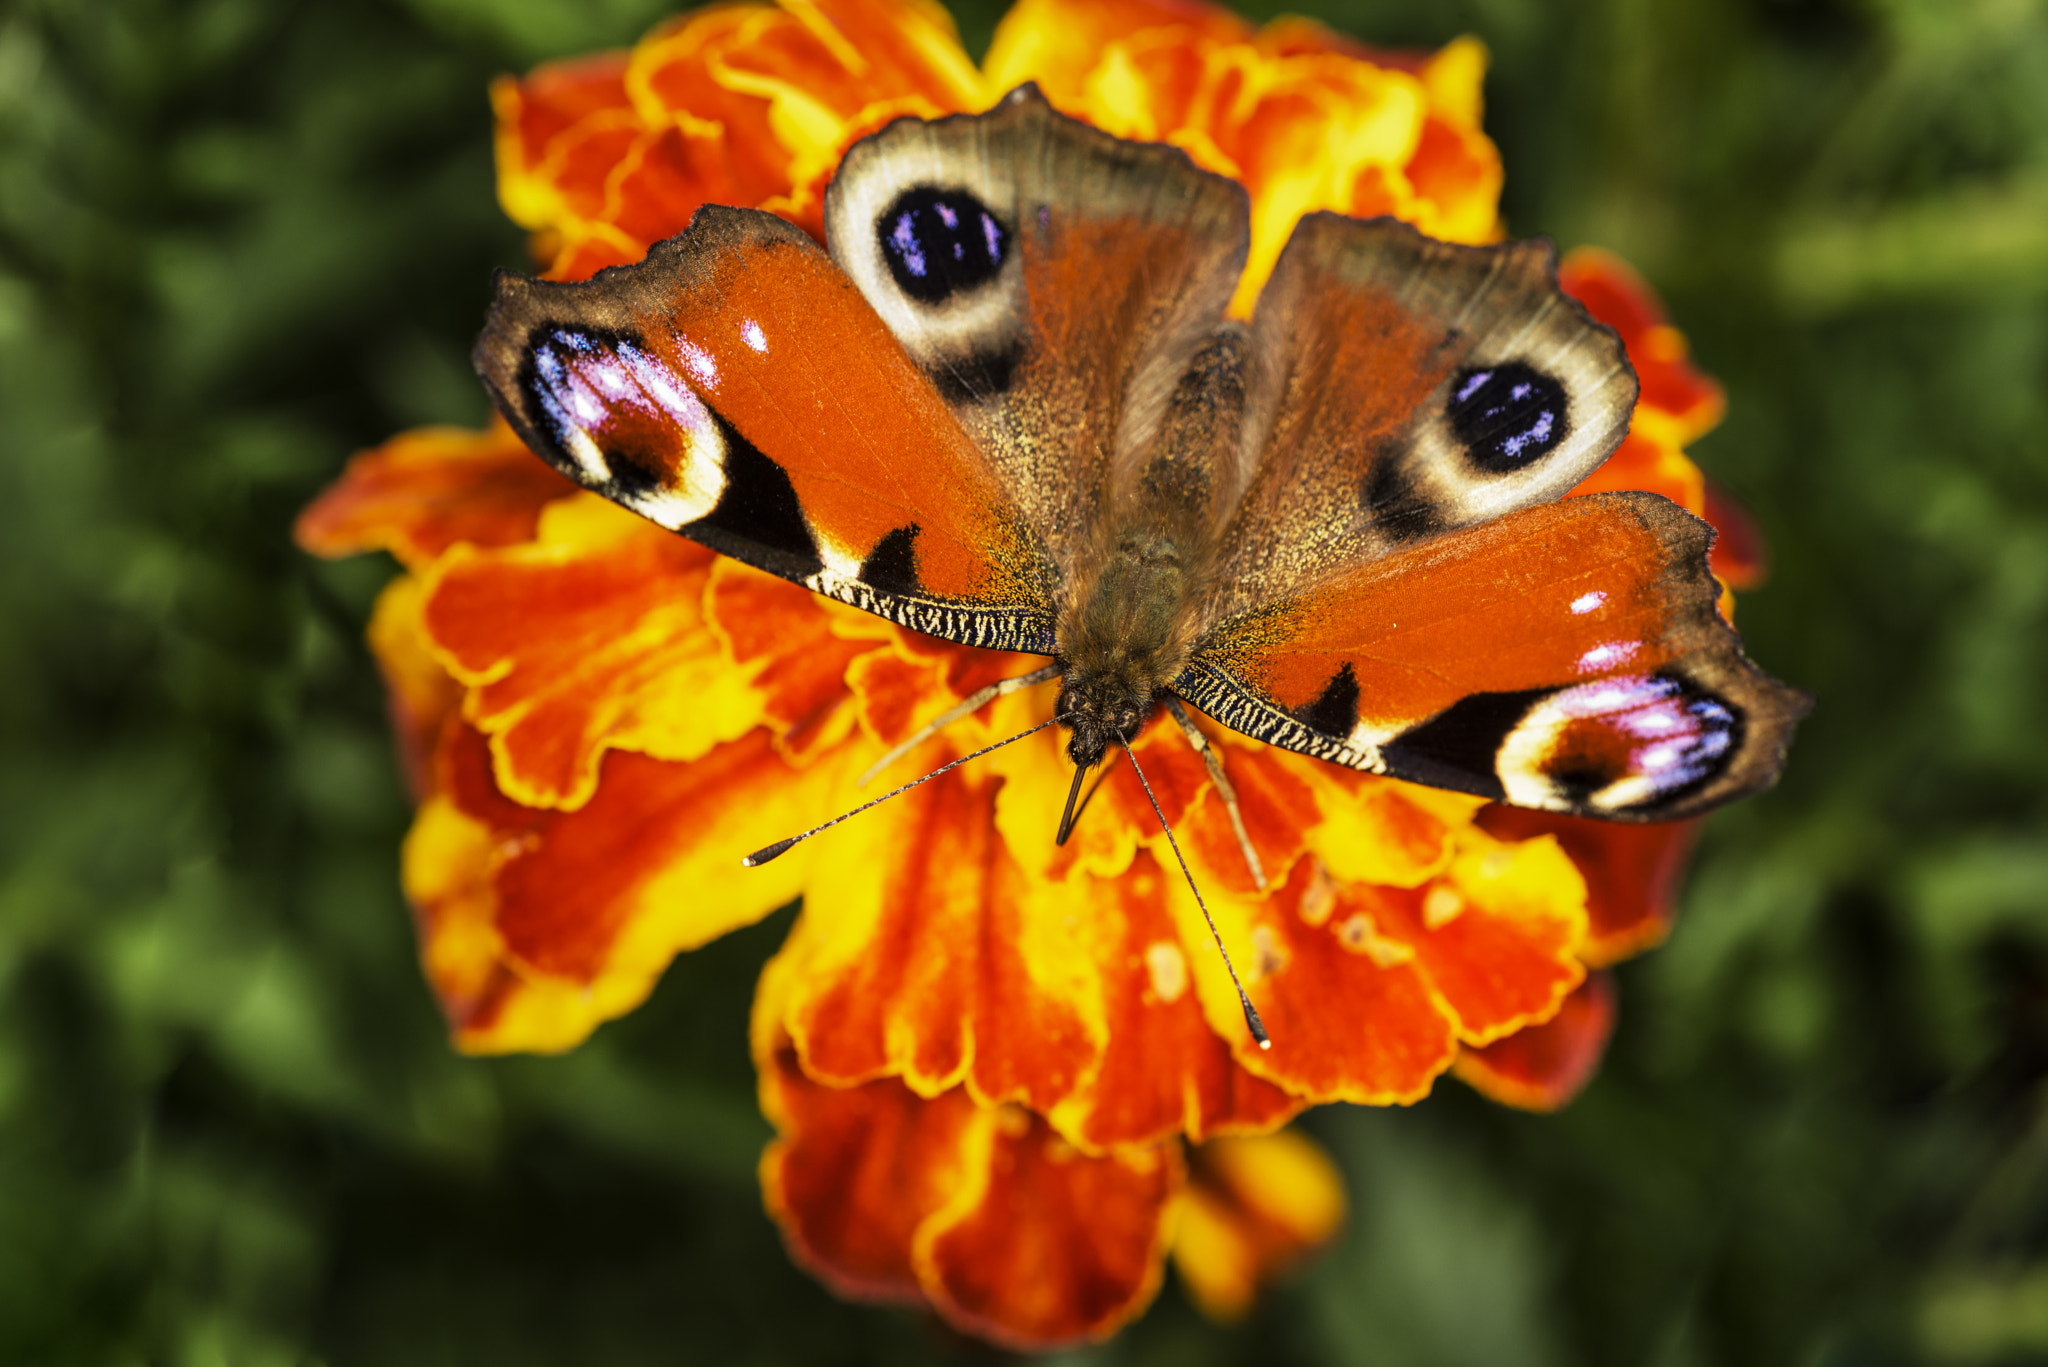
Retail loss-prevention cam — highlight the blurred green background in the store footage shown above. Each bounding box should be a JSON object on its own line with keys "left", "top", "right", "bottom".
{"left": 2, "top": 0, "right": 2046, "bottom": 1361}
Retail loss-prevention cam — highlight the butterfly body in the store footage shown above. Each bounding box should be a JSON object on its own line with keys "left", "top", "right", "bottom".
{"left": 475, "top": 85, "right": 1806, "bottom": 825}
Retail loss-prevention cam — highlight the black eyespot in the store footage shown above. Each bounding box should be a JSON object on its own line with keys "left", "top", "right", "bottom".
{"left": 877, "top": 186, "right": 1009, "bottom": 304}
{"left": 1446, "top": 361, "right": 1568, "bottom": 472}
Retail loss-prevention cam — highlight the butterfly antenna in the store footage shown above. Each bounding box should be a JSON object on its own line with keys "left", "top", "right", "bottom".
{"left": 1121, "top": 740, "right": 1271, "bottom": 1050}
{"left": 744, "top": 717, "right": 1056, "bottom": 867}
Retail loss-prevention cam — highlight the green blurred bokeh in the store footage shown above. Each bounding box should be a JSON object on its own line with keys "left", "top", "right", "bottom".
{"left": 2, "top": 0, "right": 2046, "bottom": 1362}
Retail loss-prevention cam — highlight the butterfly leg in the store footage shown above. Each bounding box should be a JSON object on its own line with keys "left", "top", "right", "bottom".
{"left": 858, "top": 661, "right": 1061, "bottom": 786}
{"left": 1165, "top": 697, "right": 1268, "bottom": 892}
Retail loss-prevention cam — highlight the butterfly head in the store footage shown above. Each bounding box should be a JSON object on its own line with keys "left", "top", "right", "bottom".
{"left": 1054, "top": 671, "right": 1156, "bottom": 770}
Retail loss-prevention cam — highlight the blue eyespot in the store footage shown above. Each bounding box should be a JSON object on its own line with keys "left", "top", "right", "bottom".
{"left": 877, "top": 186, "right": 1009, "bottom": 304}
{"left": 1446, "top": 361, "right": 1568, "bottom": 471}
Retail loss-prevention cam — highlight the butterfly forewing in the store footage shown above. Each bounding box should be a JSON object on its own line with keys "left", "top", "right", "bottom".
{"left": 473, "top": 205, "right": 1058, "bottom": 652}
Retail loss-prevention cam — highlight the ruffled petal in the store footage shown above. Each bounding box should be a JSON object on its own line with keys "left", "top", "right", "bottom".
{"left": 292, "top": 420, "right": 577, "bottom": 571}
{"left": 985, "top": 0, "right": 1502, "bottom": 313}
{"left": 1205, "top": 856, "right": 1460, "bottom": 1104}
{"left": 365, "top": 574, "right": 463, "bottom": 799}
{"left": 914, "top": 1108, "right": 1179, "bottom": 1348}
{"left": 772, "top": 710, "right": 1103, "bottom": 1112}
{"left": 758, "top": 1039, "right": 984, "bottom": 1303}
{"left": 1171, "top": 1128, "right": 1346, "bottom": 1321}
{"left": 491, "top": 54, "right": 636, "bottom": 235}
{"left": 983, "top": 0, "right": 1252, "bottom": 103}
{"left": 496, "top": 0, "right": 985, "bottom": 275}
{"left": 1477, "top": 805, "right": 1697, "bottom": 967}
{"left": 1353, "top": 832, "right": 1589, "bottom": 1045}
{"left": 1042, "top": 848, "right": 1306, "bottom": 1150}
{"left": 413, "top": 719, "right": 846, "bottom": 1053}
{"left": 1560, "top": 247, "right": 1725, "bottom": 447}
{"left": 420, "top": 495, "right": 881, "bottom": 809}
{"left": 756, "top": 974, "right": 1183, "bottom": 1348}
{"left": 421, "top": 495, "right": 748, "bottom": 809}
{"left": 1453, "top": 971, "right": 1617, "bottom": 1112}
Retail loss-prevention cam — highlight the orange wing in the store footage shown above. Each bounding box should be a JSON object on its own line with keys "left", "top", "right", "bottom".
{"left": 1177, "top": 492, "right": 1807, "bottom": 820}
{"left": 474, "top": 207, "right": 1056, "bottom": 652}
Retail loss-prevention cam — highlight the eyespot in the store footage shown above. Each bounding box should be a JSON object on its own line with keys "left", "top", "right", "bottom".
{"left": 1497, "top": 672, "right": 1742, "bottom": 813}
{"left": 1446, "top": 361, "right": 1568, "bottom": 473}
{"left": 877, "top": 186, "right": 1009, "bottom": 305}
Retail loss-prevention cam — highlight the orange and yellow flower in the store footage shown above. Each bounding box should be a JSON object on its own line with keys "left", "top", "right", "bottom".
{"left": 297, "top": 0, "right": 1764, "bottom": 1345}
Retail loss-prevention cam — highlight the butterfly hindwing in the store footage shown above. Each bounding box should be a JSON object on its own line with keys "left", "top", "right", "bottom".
{"left": 473, "top": 205, "right": 1057, "bottom": 651}
{"left": 1178, "top": 491, "right": 1808, "bottom": 821}
{"left": 823, "top": 84, "right": 1252, "bottom": 577}
{"left": 1211, "top": 213, "right": 1640, "bottom": 617}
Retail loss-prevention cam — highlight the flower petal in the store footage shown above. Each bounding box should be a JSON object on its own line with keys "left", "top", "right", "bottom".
{"left": 1477, "top": 805, "right": 1697, "bottom": 967}
{"left": 1362, "top": 832, "right": 1589, "bottom": 1045}
{"left": 416, "top": 720, "right": 845, "bottom": 1053}
{"left": 292, "top": 420, "right": 577, "bottom": 571}
{"left": 755, "top": 970, "right": 1184, "bottom": 1348}
{"left": 914, "top": 1108, "right": 1180, "bottom": 1349}
{"left": 1567, "top": 429, "right": 1708, "bottom": 515}
{"left": 365, "top": 574, "right": 463, "bottom": 799}
{"left": 758, "top": 1038, "right": 984, "bottom": 1303}
{"left": 1560, "top": 246, "right": 1726, "bottom": 447}
{"left": 772, "top": 726, "right": 1103, "bottom": 1110}
{"left": 1206, "top": 857, "right": 1460, "bottom": 1105}
{"left": 1705, "top": 478, "right": 1768, "bottom": 589}
{"left": 1044, "top": 849, "right": 1306, "bottom": 1150}
{"left": 1171, "top": 1127, "right": 1346, "bottom": 1321}
{"left": 421, "top": 495, "right": 878, "bottom": 809}
{"left": 1452, "top": 970, "right": 1617, "bottom": 1112}
{"left": 983, "top": 0, "right": 1252, "bottom": 103}
{"left": 491, "top": 54, "right": 636, "bottom": 235}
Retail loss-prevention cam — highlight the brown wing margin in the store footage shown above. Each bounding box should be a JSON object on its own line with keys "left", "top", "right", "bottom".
{"left": 1175, "top": 492, "right": 1808, "bottom": 822}
{"left": 473, "top": 205, "right": 1058, "bottom": 654}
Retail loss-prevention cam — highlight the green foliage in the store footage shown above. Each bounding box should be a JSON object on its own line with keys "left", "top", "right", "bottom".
{"left": 0, "top": 0, "right": 2043, "bottom": 1362}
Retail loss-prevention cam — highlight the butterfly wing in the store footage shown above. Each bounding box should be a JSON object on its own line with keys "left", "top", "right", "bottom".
{"left": 474, "top": 206, "right": 1056, "bottom": 652}
{"left": 822, "top": 84, "right": 1251, "bottom": 579}
{"left": 1179, "top": 491, "right": 1807, "bottom": 820}
{"left": 1209, "top": 212, "right": 1641, "bottom": 616}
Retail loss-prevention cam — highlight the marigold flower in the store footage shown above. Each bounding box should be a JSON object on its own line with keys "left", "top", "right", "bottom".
{"left": 297, "top": 0, "right": 1767, "bottom": 1344}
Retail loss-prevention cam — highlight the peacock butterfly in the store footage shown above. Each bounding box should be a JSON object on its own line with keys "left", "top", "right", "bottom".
{"left": 472, "top": 83, "right": 1805, "bottom": 869}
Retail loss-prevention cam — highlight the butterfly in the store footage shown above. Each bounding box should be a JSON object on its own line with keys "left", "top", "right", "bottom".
{"left": 472, "top": 84, "right": 1805, "bottom": 886}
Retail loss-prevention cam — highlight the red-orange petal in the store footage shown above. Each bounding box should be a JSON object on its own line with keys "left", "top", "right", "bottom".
{"left": 914, "top": 1108, "right": 1181, "bottom": 1349}
{"left": 759, "top": 1041, "right": 983, "bottom": 1304}
{"left": 776, "top": 746, "right": 1100, "bottom": 1113}
{"left": 755, "top": 985, "right": 1184, "bottom": 1348}
{"left": 1171, "top": 1127, "right": 1346, "bottom": 1321}
{"left": 420, "top": 717, "right": 845, "bottom": 1052}
{"left": 365, "top": 575, "right": 464, "bottom": 800}
{"left": 1559, "top": 247, "right": 1725, "bottom": 445}
{"left": 1705, "top": 478, "right": 1768, "bottom": 589}
{"left": 1453, "top": 971, "right": 1617, "bottom": 1111}
{"left": 1365, "top": 858, "right": 1587, "bottom": 1046}
{"left": 293, "top": 421, "right": 577, "bottom": 571}
{"left": 1568, "top": 430, "right": 1707, "bottom": 516}
{"left": 1226, "top": 857, "right": 1460, "bottom": 1105}
{"left": 1477, "top": 806, "right": 1697, "bottom": 967}
{"left": 1045, "top": 849, "right": 1306, "bottom": 1151}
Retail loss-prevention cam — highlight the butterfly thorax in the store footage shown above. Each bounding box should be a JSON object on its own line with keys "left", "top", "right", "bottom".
{"left": 1055, "top": 520, "right": 1210, "bottom": 766}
